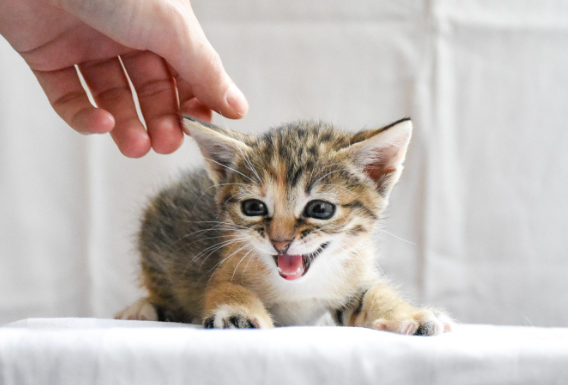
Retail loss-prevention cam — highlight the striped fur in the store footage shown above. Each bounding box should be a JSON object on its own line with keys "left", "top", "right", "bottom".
{"left": 123, "top": 117, "right": 453, "bottom": 335}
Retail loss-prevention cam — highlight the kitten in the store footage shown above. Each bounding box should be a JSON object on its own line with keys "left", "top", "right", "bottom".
{"left": 115, "top": 117, "right": 453, "bottom": 335}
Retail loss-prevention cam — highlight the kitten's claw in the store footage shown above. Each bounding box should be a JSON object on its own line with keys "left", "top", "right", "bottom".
{"left": 114, "top": 298, "right": 158, "bottom": 321}
{"left": 203, "top": 306, "right": 271, "bottom": 329}
{"left": 204, "top": 314, "right": 258, "bottom": 329}
{"left": 372, "top": 309, "right": 454, "bottom": 336}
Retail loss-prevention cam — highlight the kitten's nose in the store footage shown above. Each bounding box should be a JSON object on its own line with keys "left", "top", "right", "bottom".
{"left": 271, "top": 240, "right": 292, "bottom": 254}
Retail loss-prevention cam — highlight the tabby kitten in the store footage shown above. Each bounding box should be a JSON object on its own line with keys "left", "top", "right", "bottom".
{"left": 115, "top": 117, "right": 453, "bottom": 335}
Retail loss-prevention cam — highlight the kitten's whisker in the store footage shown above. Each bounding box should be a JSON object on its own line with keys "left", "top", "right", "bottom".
{"left": 179, "top": 220, "right": 250, "bottom": 231}
{"left": 197, "top": 235, "right": 249, "bottom": 259}
{"left": 311, "top": 169, "right": 344, "bottom": 187}
{"left": 166, "top": 222, "right": 249, "bottom": 254}
{"left": 376, "top": 228, "right": 416, "bottom": 245}
{"left": 190, "top": 182, "right": 248, "bottom": 210}
{"left": 183, "top": 245, "right": 224, "bottom": 275}
{"left": 185, "top": 237, "right": 249, "bottom": 275}
{"left": 174, "top": 233, "right": 247, "bottom": 251}
{"left": 235, "top": 144, "right": 262, "bottom": 185}
{"left": 240, "top": 250, "right": 258, "bottom": 281}
{"left": 206, "top": 242, "right": 250, "bottom": 278}
{"left": 190, "top": 237, "right": 244, "bottom": 262}
{"left": 164, "top": 225, "right": 223, "bottom": 251}
{"left": 312, "top": 183, "right": 354, "bottom": 193}
{"left": 307, "top": 163, "right": 336, "bottom": 181}
{"left": 231, "top": 248, "right": 254, "bottom": 282}
{"left": 205, "top": 157, "right": 256, "bottom": 183}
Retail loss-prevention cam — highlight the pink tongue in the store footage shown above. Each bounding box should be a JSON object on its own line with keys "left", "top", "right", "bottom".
{"left": 277, "top": 254, "right": 304, "bottom": 280}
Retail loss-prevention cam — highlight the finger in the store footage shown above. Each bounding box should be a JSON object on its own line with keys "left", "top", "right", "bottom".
{"left": 171, "top": 69, "right": 195, "bottom": 108}
{"left": 121, "top": 51, "right": 183, "bottom": 154}
{"left": 181, "top": 98, "right": 213, "bottom": 127}
{"left": 79, "top": 58, "right": 151, "bottom": 158}
{"left": 173, "top": 73, "right": 212, "bottom": 122}
{"left": 168, "top": 67, "right": 212, "bottom": 127}
{"left": 148, "top": 4, "right": 249, "bottom": 119}
{"left": 33, "top": 67, "right": 115, "bottom": 134}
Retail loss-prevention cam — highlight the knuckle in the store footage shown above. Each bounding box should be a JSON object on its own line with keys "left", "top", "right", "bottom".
{"left": 96, "top": 86, "right": 131, "bottom": 101}
{"left": 51, "top": 91, "right": 86, "bottom": 109}
{"left": 136, "top": 79, "right": 173, "bottom": 98}
{"left": 205, "top": 49, "right": 223, "bottom": 74}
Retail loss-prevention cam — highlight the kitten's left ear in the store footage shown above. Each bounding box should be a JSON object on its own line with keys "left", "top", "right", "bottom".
{"left": 183, "top": 116, "right": 252, "bottom": 183}
{"left": 343, "top": 118, "right": 412, "bottom": 199}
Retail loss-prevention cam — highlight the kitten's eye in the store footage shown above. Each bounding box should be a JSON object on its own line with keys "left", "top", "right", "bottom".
{"left": 304, "top": 200, "right": 335, "bottom": 220}
{"left": 241, "top": 199, "right": 268, "bottom": 216}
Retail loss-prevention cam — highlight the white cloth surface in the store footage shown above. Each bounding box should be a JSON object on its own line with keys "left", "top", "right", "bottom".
{"left": 1, "top": 318, "right": 567, "bottom": 385}
{"left": 1, "top": 0, "right": 568, "bottom": 328}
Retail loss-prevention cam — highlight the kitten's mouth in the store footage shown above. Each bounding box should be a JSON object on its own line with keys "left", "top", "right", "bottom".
{"left": 273, "top": 242, "right": 330, "bottom": 281}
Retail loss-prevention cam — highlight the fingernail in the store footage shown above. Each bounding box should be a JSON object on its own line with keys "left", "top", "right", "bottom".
{"left": 225, "top": 84, "right": 249, "bottom": 117}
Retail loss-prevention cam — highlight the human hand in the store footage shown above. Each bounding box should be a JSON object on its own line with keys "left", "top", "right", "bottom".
{"left": 0, "top": 0, "right": 248, "bottom": 157}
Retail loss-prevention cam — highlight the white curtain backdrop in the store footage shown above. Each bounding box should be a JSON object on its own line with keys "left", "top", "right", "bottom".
{"left": 1, "top": 0, "right": 567, "bottom": 326}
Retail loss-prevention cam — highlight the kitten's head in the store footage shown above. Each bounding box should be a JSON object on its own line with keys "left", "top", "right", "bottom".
{"left": 184, "top": 117, "right": 412, "bottom": 282}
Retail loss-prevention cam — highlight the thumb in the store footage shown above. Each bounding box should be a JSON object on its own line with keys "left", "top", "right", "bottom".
{"left": 150, "top": 4, "right": 248, "bottom": 119}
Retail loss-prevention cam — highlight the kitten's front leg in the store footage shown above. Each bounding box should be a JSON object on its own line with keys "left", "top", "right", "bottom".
{"left": 338, "top": 282, "right": 454, "bottom": 336}
{"left": 203, "top": 281, "right": 274, "bottom": 329}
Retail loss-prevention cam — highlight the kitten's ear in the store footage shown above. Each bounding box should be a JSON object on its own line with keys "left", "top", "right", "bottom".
{"left": 183, "top": 116, "right": 252, "bottom": 183}
{"left": 343, "top": 118, "right": 412, "bottom": 199}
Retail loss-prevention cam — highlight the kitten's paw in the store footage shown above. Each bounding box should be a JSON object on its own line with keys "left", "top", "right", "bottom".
{"left": 203, "top": 305, "right": 273, "bottom": 329}
{"left": 372, "top": 309, "right": 454, "bottom": 336}
{"left": 114, "top": 298, "right": 158, "bottom": 321}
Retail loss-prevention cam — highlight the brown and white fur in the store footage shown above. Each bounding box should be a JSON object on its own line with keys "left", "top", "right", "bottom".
{"left": 115, "top": 117, "right": 453, "bottom": 335}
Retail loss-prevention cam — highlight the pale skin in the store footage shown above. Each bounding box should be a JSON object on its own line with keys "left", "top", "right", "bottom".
{"left": 0, "top": 0, "right": 249, "bottom": 157}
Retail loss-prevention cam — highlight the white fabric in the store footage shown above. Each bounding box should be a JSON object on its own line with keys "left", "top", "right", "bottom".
{"left": 1, "top": 318, "right": 567, "bottom": 385}
{"left": 1, "top": 0, "right": 568, "bottom": 327}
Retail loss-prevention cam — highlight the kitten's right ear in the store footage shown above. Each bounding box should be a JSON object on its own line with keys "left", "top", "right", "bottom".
{"left": 341, "top": 118, "right": 412, "bottom": 200}
{"left": 183, "top": 116, "right": 252, "bottom": 183}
